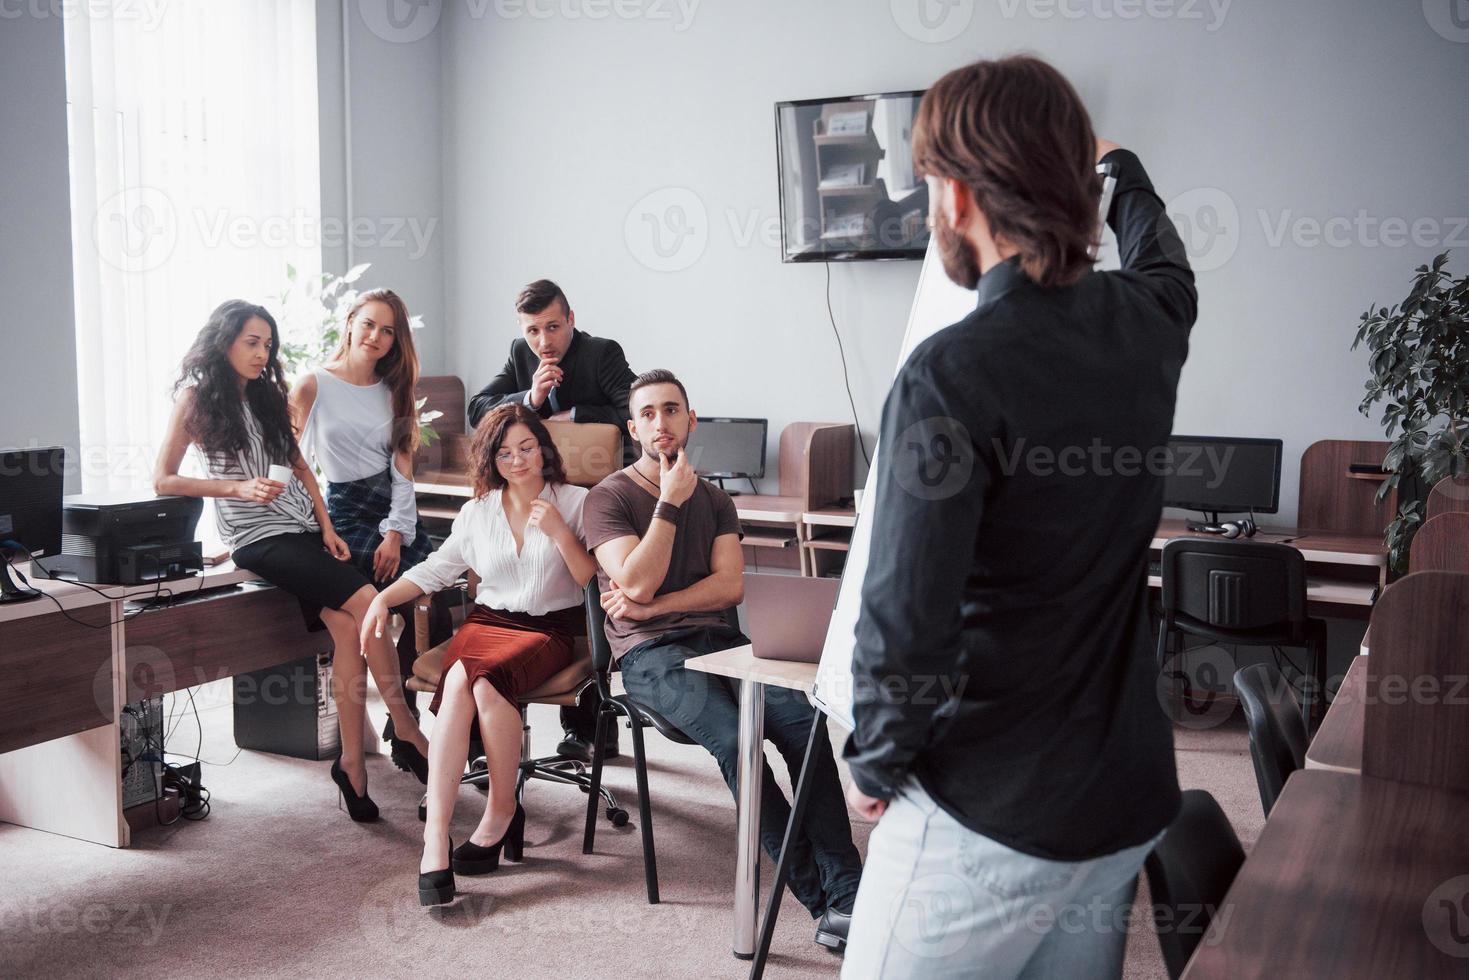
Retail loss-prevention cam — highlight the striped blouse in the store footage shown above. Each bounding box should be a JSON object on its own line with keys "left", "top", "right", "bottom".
{"left": 195, "top": 405, "right": 318, "bottom": 551}
{"left": 402, "top": 482, "right": 588, "bottom": 615}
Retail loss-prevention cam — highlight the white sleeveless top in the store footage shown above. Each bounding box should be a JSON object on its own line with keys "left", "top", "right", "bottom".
{"left": 196, "top": 405, "right": 318, "bottom": 551}
{"left": 300, "top": 367, "right": 418, "bottom": 542}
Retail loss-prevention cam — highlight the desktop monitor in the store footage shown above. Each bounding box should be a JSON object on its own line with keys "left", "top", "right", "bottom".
{"left": 1162, "top": 436, "right": 1283, "bottom": 517}
{"left": 686, "top": 418, "right": 768, "bottom": 480}
{"left": 0, "top": 446, "right": 65, "bottom": 603}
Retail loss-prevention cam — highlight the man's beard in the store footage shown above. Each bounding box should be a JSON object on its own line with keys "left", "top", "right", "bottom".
{"left": 935, "top": 210, "right": 981, "bottom": 290}
{"left": 641, "top": 437, "right": 685, "bottom": 464}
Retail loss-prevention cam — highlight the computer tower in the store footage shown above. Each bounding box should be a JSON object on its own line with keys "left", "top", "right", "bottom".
{"left": 232, "top": 651, "right": 340, "bottom": 760}
{"left": 121, "top": 696, "right": 165, "bottom": 809}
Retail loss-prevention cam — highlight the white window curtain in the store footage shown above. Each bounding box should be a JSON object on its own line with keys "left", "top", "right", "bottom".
{"left": 65, "top": 1, "right": 321, "bottom": 498}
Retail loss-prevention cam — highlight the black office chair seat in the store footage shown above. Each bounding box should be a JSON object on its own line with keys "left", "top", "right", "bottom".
{"left": 612, "top": 694, "right": 697, "bottom": 745}
{"left": 1144, "top": 789, "right": 1246, "bottom": 980}
{"left": 1233, "top": 662, "right": 1307, "bottom": 816}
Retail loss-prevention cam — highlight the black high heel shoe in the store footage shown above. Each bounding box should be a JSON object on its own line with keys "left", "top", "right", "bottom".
{"left": 391, "top": 735, "right": 430, "bottom": 785}
{"left": 419, "top": 838, "right": 455, "bottom": 907}
{"left": 330, "top": 757, "right": 379, "bottom": 823}
{"left": 452, "top": 804, "right": 526, "bottom": 875}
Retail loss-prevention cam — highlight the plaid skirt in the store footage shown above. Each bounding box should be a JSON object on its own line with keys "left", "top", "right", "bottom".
{"left": 326, "top": 468, "right": 434, "bottom": 584}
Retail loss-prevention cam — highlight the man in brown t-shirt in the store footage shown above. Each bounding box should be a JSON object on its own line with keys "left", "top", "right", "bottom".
{"left": 584, "top": 369, "right": 862, "bottom": 951}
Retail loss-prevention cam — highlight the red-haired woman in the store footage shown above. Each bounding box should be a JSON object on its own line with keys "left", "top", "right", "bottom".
{"left": 290, "top": 287, "right": 449, "bottom": 775}
{"left": 155, "top": 299, "right": 430, "bottom": 824}
{"left": 364, "top": 403, "right": 596, "bottom": 906}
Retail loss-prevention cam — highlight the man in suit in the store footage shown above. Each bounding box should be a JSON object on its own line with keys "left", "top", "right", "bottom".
{"left": 469, "top": 279, "right": 636, "bottom": 762}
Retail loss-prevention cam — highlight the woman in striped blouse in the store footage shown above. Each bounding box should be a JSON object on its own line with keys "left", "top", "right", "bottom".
{"left": 154, "top": 300, "right": 431, "bottom": 823}
{"left": 363, "top": 403, "right": 597, "bottom": 906}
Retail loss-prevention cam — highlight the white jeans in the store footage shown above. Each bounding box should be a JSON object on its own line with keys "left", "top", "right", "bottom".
{"left": 842, "top": 780, "right": 1158, "bottom": 980}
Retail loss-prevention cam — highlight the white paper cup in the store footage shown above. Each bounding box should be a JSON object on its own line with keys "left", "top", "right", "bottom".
{"left": 267, "top": 464, "right": 292, "bottom": 486}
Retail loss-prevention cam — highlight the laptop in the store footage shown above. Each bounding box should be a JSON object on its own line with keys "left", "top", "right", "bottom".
{"left": 745, "top": 572, "right": 842, "bottom": 663}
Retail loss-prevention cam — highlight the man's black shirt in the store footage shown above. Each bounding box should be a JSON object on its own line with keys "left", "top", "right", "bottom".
{"left": 844, "top": 149, "right": 1196, "bottom": 861}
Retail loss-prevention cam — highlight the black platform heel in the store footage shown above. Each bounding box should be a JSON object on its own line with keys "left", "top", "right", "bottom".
{"left": 330, "top": 757, "right": 380, "bottom": 823}
{"left": 419, "top": 838, "right": 455, "bottom": 907}
{"left": 452, "top": 804, "right": 526, "bottom": 874}
{"left": 391, "top": 735, "right": 430, "bottom": 786}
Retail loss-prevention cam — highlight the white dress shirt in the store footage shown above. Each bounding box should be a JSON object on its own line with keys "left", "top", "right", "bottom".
{"left": 402, "top": 482, "right": 589, "bottom": 615}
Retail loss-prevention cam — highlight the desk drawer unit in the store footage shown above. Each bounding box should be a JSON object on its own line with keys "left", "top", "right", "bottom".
{"left": 0, "top": 605, "right": 113, "bottom": 754}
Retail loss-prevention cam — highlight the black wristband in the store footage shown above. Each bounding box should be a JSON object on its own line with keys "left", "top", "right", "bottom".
{"left": 653, "top": 501, "right": 682, "bottom": 526}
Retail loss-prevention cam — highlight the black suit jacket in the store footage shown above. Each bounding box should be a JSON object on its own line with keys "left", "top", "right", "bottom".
{"left": 467, "top": 329, "right": 636, "bottom": 430}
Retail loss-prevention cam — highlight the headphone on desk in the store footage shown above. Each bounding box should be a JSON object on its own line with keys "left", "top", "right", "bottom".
{"left": 1187, "top": 518, "right": 1258, "bottom": 539}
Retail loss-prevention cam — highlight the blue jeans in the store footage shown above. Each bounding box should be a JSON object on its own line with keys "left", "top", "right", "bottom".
{"left": 620, "top": 627, "right": 863, "bottom": 915}
{"left": 842, "top": 779, "right": 1159, "bottom": 979}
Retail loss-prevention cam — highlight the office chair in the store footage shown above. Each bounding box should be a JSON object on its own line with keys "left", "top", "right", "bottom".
{"left": 1143, "top": 789, "right": 1246, "bottom": 980}
{"left": 404, "top": 577, "right": 627, "bottom": 827}
{"left": 1156, "top": 537, "right": 1328, "bottom": 730}
{"left": 1232, "top": 662, "right": 1308, "bottom": 816}
{"left": 580, "top": 579, "right": 741, "bottom": 905}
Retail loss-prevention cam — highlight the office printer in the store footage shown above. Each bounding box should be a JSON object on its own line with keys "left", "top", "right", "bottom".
{"left": 37, "top": 492, "right": 205, "bottom": 585}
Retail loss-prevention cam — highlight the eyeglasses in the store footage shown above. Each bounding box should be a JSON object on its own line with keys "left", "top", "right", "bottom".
{"left": 494, "top": 445, "right": 539, "bottom": 464}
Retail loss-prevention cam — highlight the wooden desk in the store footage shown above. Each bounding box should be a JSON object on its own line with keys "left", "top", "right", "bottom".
{"left": 0, "top": 564, "right": 326, "bottom": 847}
{"left": 686, "top": 645, "right": 819, "bottom": 960}
{"left": 1182, "top": 770, "right": 1469, "bottom": 978}
{"left": 1305, "top": 655, "right": 1366, "bottom": 774}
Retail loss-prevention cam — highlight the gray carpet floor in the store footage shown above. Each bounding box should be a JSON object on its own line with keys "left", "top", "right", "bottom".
{"left": 0, "top": 680, "right": 1262, "bottom": 979}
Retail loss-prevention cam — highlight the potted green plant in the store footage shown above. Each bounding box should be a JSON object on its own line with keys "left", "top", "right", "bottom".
{"left": 272, "top": 262, "right": 442, "bottom": 449}
{"left": 1352, "top": 250, "right": 1469, "bottom": 571}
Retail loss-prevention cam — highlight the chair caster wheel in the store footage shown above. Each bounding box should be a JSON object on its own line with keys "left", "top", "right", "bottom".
{"left": 607, "top": 807, "right": 629, "bottom": 827}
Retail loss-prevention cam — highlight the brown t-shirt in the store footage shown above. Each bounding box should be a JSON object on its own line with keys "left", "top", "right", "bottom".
{"left": 583, "top": 469, "right": 742, "bottom": 660}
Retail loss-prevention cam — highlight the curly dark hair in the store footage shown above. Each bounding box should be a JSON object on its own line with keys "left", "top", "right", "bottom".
{"left": 173, "top": 299, "right": 300, "bottom": 467}
{"left": 470, "top": 403, "right": 567, "bottom": 498}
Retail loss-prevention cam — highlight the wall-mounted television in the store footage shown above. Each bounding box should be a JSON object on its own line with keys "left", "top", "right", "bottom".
{"left": 775, "top": 90, "right": 928, "bottom": 263}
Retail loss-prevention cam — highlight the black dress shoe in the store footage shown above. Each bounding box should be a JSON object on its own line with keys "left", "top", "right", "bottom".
{"left": 556, "top": 730, "right": 621, "bottom": 764}
{"left": 452, "top": 804, "right": 526, "bottom": 874}
{"left": 330, "top": 757, "right": 380, "bottom": 823}
{"left": 814, "top": 906, "right": 852, "bottom": 953}
{"left": 419, "top": 838, "right": 455, "bottom": 906}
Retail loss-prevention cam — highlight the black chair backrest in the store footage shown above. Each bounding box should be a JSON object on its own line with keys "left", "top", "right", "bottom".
{"left": 1232, "top": 662, "right": 1307, "bottom": 816}
{"left": 582, "top": 579, "right": 741, "bottom": 700}
{"left": 1160, "top": 538, "right": 1307, "bottom": 632}
{"left": 1144, "top": 789, "right": 1246, "bottom": 980}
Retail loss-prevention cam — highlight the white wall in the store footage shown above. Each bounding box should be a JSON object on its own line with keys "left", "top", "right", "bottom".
{"left": 0, "top": 13, "right": 81, "bottom": 491}
{"left": 317, "top": 0, "right": 448, "bottom": 374}
{"left": 437, "top": 0, "right": 1469, "bottom": 522}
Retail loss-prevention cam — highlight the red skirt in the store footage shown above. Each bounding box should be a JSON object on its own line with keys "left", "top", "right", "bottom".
{"left": 431, "top": 604, "right": 586, "bottom": 712}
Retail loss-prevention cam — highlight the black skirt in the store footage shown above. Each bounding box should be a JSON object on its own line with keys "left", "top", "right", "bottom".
{"left": 232, "top": 531, "right": 372, "bottom": 632}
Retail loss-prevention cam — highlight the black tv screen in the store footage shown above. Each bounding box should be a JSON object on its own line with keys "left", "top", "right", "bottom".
{"left": 775, "top": 90, "right": 929, "bottom": 263}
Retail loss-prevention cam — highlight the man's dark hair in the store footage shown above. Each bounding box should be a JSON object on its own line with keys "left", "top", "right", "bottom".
{"left": 913, "top": 55, "right": 1100, "bottom": 288}
{"left": 515, "top": 279, "right": 570, "bottom": 318}
{"left": 629, "top": 368, "right": 689, "bottom": 410}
